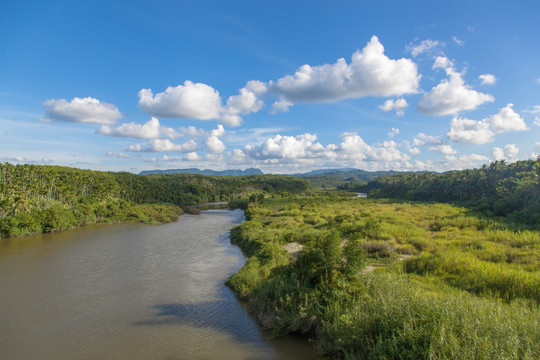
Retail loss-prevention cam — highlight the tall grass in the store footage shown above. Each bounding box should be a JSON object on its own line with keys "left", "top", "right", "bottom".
{"left": 226, "top": 193, "right": 540, "bottom": 359}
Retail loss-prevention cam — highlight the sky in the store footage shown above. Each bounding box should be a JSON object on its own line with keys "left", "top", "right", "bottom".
{"left": 1, "top": 0, "right": 539, "bottom": 174}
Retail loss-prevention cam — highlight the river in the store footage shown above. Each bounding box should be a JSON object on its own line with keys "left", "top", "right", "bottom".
{"left": 0, "top": 210, "right": 319, "bottom": 359}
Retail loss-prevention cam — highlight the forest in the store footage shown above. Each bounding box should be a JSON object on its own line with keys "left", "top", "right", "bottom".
{"left": 0, "top": 162, "right": 308, "bottom": 238}
{"left": 361, "top": 159, "right": 540, "bottom": 225}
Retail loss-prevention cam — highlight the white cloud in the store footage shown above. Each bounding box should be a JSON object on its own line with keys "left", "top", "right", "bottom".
{"left": 412, "top": 133, "right": 443, "bottom": 147}
{"left": 528, "top": 105, "right": 540, "bottom": 114}
{"left": 138, "top": 81, "right": 222, "bottom": 120}
{"left": 178, "top": 125, "right": 207, "bottom": 138}
{"left": 106, "top": 151, "right": 131, "bottom": 159}
{"left": 97, "top": 117, "right": 181, "bottom": 139}
{"left": 205, "top": 125, "right": 226, "bottom": 154}
{"left": 43, "top": 97, "right": 122, "bottom": 125}
{"left": 221, "top": 81, "right": 267, "bottom": 126}
{"left": 535, "top": 117, "right": 540, "bottom": 127}
{"left": 492, "top": 144, "right": 519, "bottom": 162}
{"left": 243, "top": 133, "right": 329, "bottom": 160}
{"left": 387, "top": 127, "right": 400, "bottom": 138}
{"left": 452, "top": 36, "right": 465, "bottom": 46}
{"left": 270, "top": 98, "right": 294, "bottom": 114}
{"left": 124, "top": 144, "right": 142, "bottom": 152}
{"left": 269, "top": 36, "right": 420, "bottom": 104}
{"left": 448, "top": 104, "right": 528, "bottom": 144}
{"left": 442, "top": 154, "right": 490, "bottom": 170}
{"left": 184, "top": 152, "right": 200, "bottom": 161}
{"left": 406, "top": 39, "right": 441, "bottom": 57}
{"left": 339, "top": 134, "right": 409, "bottom": 162}
{"left": 237, "top": 132, "right": 410, "bottom": 170}
{"left": 485, "top": 103, "right": 528, "bottom": 133}
{"left": 478, "top": 73, "right": 497, "bottom": 85}
{"left": 410, "top": 133, "right": 454, "bottom": 154}
{"left": 124, "top": 139, "right": 197, "bottom": 153}
{"left": 379, "top": 98, "right": 408, "bottom": 116}
{"left": 447, "top": 117, "right": 495, "bottom": 144}
{"left": 429, "top": 144, "right": 457, "bottom": 154}
{"left": 138, "top": 80, "right": 266, "bottom": 127}
{"left": 417, "top": 56, "right": 494, "bottom": 116}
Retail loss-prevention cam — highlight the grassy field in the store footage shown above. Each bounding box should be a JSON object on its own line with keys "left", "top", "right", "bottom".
{"left": 226, "top": 192, "right": 540, "bottom": 359}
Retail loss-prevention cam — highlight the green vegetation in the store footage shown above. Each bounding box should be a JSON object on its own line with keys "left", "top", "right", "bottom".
{"left": 363, "top": 158, "right": 540, "bottom": 225}
{"left": 3, "top": 160, "right": 539, "bottom": 358}
{"left": 0, "top": 162, "right": 308, "bottom": 238}
{"left": 295, "top": 168, "right": 421, "bottom": 189}
{"left": 226, "top": 192, "right": 540, "bottom": 359}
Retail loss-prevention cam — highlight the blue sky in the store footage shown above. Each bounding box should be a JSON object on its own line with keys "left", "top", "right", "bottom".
{"left": 1, "top": 0, "right": 539, "bottom": 173}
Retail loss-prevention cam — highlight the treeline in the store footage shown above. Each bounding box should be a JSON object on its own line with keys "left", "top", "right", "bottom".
{"left": 362, "top": 159, "right": 540, "bottom": 225}
{"left": 0, "top": 163, "right": 308, "bottom": 237}
{"left": 296, "top": 169, "right": 420, "bottom": 189}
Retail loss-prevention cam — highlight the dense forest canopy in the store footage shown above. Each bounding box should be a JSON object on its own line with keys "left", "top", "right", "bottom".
{"left": 0, "top": 162, "right": 308, "bottom": 237}
{"left": 362, "top": 159, "right": 540, "bottom": 225}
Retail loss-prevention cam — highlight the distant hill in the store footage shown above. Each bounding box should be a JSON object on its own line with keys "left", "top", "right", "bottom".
{"left": 138, "top": 167, "right": 425, "bottom": 187}
{"left": 139, "top": 168, "right": 264, "bottom": 176}
{"left": 290, "top": 168, "right": 428, "bottom": 188}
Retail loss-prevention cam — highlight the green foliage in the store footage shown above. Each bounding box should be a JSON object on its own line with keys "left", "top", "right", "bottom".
{"left": 0, "top": 162, "right": 308, "bottom": 238}
{"left": 364, "top": 159, "right": 540, "bottom": 225}
{"left": 226, "top": 193, "right": 540, "bottom": 359}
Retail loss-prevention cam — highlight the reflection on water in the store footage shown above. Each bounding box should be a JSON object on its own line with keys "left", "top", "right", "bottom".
{"left": 0, "top": 210, "right": 319, "bottom": 360}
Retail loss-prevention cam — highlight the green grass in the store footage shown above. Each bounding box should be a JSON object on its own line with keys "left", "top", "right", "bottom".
{"left": 226, "top": 192, "right": 540, "bottom": 359}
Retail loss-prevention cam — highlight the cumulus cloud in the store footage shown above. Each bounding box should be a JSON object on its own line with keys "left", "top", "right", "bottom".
{"left": 379, "top": 98, "right": 408, "bottom": 116}
{"left": 410, "top": 133, "right": 455, "bottom": 154}
{"left": 237, "top": 131, "right": 410, "bottom": 169}
{"left": 447, "top": 104, "right": 527, "bottom": 143}
{"left": 43, "top": 97, "right": 122, "bottom": 125}
{"left": 447, "top": 117, "right": 495, "bottom": 144}
{"left": 205, "top": 125, "right": 226, "bottom": 153}
{"left": 243, "top": 133, "right": 329, "bottom": 160}
{"left": 406, "top": 39, "right": 441, "bottom": 57}
{"left": 492, "top": 144, "right": 519, "bottom": 162}
{"left": 138, "top": 80, "right": 266, "bottom": 127}
{"left": 269, "top": 36, "right": 420, "bottom": 104}
{"left": 97, "top": 117, "right": 181, "bottom": 139}
{"left": 106, "top": 151, "right": 131, "bottom": 159}
{"left": 442, "top": 154, "right": 490, "bottom": 170}
{"left": 485, "top": 104, "right": 528, "bottom": 133}
{"left": 417, "top": 56, "right": 494, "bottom": 116}
{"left": 221, "top": 81, "right": 267, "bottom": 126}
{"left": 339, "top": 134, "right": 409, "bottom": 162}
{"left": 430, "top": 144, "right": 457, "bottom": 154}
{"left": 412, "top": 133, "right": 443, "bottom": 147}
{"left": 124, "top": 139, "right": 197, "bottom": 153}
{"left": 138, "top": 81, "right": 222, "bottom": 120}
{"left": 270, "top": 98, "right": 294, "bottom": 114}
{"left": 184, "top": 152, "right": 200, "bottom": 161}
{"left": 478, "top": 73, "right": 497, "bottom": 85}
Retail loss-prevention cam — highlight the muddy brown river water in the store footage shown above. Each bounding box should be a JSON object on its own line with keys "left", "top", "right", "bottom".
{"left": 0, "top": 209, "right": 319, "bottom": 359}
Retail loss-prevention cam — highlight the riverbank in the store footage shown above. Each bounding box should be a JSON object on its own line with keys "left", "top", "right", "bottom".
{"left": 0, "top": 202, "right": 184, "bottom": 239}
{"left": 226, "top": 193, "right": 540, "bottom": 359}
